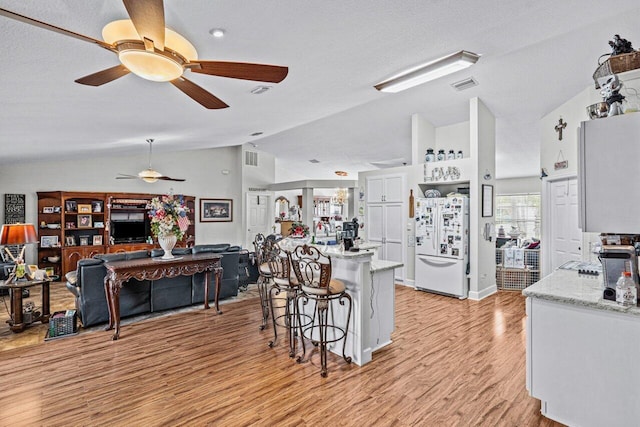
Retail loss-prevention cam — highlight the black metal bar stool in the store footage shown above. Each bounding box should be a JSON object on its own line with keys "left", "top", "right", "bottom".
{"left": 252, "top": 233, "right": 272, "bottom": 330}
{"left": 290, "top": 244, "right": 352, "bottom": 377}
{"left": 265, "top": 241, "right": 309, "bottom": 357}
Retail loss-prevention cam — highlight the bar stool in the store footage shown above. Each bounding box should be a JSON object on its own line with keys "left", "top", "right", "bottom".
{"left": 253, "top": 233, "right": 272, "bottom": 330}
{"left": 290, "top": 244, "right": 352, "bottom": 377}
{"left": 266, "top": 241, "right": 307, "bottom": 357}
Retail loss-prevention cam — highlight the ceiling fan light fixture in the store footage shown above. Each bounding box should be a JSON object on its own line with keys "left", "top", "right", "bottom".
{"left": 118, "top": 48, "right": 183, "bottom": 82}
{"left": 138, "top": 168, "right": 162, "bottom": 183}
{"left": 374, "top": 50, "right": 480, "bottom": 93}
{"left": 102, "top": 20, "right": 198, "bottom": 82}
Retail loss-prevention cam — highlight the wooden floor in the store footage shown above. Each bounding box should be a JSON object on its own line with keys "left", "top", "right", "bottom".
{"left": 0, "top": 285, "right": 563, "bottom": 426}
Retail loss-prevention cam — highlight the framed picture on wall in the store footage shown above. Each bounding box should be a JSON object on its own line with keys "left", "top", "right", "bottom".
{"left": 200, "top": 199, "right": 233, "bottom": 222}
{"left": 482, "top": 184, "right": 494, "bottom": 217}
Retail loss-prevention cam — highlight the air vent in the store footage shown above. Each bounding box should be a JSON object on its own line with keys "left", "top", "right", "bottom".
{"left": 451, "top": 77, "right": 478, "bottom": 91}
{"left": 309, "top": 159, "right": 320, "bottom": 164}
{"left": 245, "top": 151, "right": 258, "bottom": 167}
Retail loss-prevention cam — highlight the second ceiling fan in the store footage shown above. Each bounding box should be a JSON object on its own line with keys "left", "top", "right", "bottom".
{"left": 0, "top": 0, "right": 288, "bottom": 109}
{"left": 117, "top": 139, "right": 185, "bottom": 183}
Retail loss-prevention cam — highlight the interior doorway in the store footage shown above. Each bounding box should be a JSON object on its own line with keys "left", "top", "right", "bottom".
{"left": 543, "top": 176, "right": 582, "bottom": 275}
{"left": 245, "top": 192, "right": 272, "bottom": 249}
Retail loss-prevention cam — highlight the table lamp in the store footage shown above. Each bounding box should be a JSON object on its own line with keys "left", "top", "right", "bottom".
{"left": 0, "top": 223, "right": 38, "bottom": 282}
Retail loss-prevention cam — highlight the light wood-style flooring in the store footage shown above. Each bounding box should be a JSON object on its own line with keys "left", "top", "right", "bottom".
{"left": 0, "top": 285, "right": 563, "bottom": 426}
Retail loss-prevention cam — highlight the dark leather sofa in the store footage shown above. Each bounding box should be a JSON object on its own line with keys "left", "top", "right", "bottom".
{"left": 66, "top": 244, "right": 241, "bottom": 328}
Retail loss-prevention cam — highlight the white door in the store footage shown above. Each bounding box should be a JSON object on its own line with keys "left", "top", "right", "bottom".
{"left": 246, "top": 192, "right": 272, "bottom": 248}
{"left": 384, "top": 203, "right": 404, "bottom": 281}
{"left": 549, "top": 178, "right": 581, "bottom": 271}
{"left": 367, "top": 203, "right": 384, "bottom": 245}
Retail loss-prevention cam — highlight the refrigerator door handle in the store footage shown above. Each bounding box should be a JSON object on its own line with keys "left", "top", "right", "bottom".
{"left": 417, "top": 256, "right": 458, "bottom": 267}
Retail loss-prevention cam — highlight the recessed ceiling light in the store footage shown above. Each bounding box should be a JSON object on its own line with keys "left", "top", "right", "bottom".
{"left": 335, "top": 171, "right": 348, "bottom": 176}
{"left": 250, "top": 85, "right": 271, "bottom": 94}
{"left": 209, "top": 28, "right": 225, "bottom": 38}
{"left": 250, "top": 132, "right": 263, "bottom": 137}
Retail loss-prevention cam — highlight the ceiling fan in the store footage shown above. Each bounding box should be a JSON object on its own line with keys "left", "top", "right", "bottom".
{"left": 117, "top": 139, "right": 185, "bottom": 183}
{"left": 0, "top": 0, "right": 288, "bottom": 109}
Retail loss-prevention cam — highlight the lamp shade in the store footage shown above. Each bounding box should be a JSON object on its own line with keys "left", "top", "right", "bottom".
{"left": 0, "top": 223, "right": 38, "bottom": 246}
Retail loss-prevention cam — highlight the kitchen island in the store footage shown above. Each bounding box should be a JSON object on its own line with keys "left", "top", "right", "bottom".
{"left": 523, "top": 269, "right": 640, "bottom": 427}
{"left": 280, "top": 239, "right": 402, "bottom": 366}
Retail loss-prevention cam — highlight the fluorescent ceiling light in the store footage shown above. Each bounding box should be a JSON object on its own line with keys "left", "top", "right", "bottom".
{"left": 374, "top": 50, "right": 480, "bottom": 93}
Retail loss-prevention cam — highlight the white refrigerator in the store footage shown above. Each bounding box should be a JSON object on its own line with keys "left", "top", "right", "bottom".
{"left": 414, "top": 196, "right": 469, "bottom": 298}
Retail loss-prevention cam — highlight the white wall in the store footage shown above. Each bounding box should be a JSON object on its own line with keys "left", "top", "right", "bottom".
{"left": 469, "top": 97, "right": 497, "bottom": 300}
{"left": 0, "top": 146, "right": 260, "bottom": 262}
{"left": 435, "top": 121, "right": 471, "bottom": 158}
{"left": 495, "top": 176, "right": 540, "bottom": 194}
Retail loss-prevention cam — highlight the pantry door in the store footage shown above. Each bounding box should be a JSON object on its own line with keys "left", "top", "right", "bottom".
{"left": 545, "top": 176, "right": 582, "bottom": 274}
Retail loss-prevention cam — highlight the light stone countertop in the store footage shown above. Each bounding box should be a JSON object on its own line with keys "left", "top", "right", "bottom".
{"left": 278, "top": 237, "right": 378, "bottom": 260}
{"left": 370, "top": 259, "right": 404, "bottom": 273}
{"left": 523, "top": 269, "right": 640, "bottom": 316}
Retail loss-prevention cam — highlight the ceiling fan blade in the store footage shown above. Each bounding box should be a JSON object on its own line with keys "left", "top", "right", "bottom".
{"left": 170, "top": 77, "right": 229, "bottom": 109}
{"left": 75, "top": 65, "right": 130, "bottom": 86}
{"left": 158, "top": 176, "right": 186, "bottom": 182}
{"left": 116, "top": 175, "right": 138, "bottom": 179}
{"left": 123, "top": 0, "right": 165, "bottom": 51}
{"left": 190, "top": 61, "right": 289, "bottom": 83}
{"left": 0, "top": 8, "right": 115, "bottom": 52}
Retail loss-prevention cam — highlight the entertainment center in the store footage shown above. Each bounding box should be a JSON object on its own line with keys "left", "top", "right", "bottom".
{"left": 37, "top": 191, "right": 196, "bottom": 276}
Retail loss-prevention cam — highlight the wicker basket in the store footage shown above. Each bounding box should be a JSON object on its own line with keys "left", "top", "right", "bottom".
{"left": 48, "top": 310, "right": 77, "bottom": 338}
{"left": 593, "top": 51, "right": 640, "bottom": 88}
{"left": 496, "top": 267, "right": 541, "bottom": 291}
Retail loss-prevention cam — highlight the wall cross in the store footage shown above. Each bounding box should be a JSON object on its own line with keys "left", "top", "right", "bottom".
{"left": 555, "top": 118, "right": 567, "bottom": 141}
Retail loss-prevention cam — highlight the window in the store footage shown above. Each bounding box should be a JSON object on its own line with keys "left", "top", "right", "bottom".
{"left": 495, "top": 193, "right": 541, "bottom": 240}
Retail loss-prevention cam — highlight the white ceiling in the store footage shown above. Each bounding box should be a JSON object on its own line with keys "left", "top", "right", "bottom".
{"left": 1, "top": 1, "right": 639, "bottom": 179}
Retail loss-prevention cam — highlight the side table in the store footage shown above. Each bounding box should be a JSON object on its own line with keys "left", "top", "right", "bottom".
{"left": 0, "top": 279, "right": 51, "bottom": 332}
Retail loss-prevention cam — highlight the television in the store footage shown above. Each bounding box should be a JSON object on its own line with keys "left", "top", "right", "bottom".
{"left": 110, "top": 220, "right": 149, "bottom": 244}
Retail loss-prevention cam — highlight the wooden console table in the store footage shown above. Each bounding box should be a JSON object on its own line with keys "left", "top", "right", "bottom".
{"left": 0, "top": 279, "right": 51, "bottom": 332}
{"left": 103, "top": 253, "right": 223, "bottom": 340}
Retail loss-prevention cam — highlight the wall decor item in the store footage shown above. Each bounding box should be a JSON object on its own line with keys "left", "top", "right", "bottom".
{"left": 4, "top": 194, "right": 25, "bottom": 224}
{"left": 482, "top": 184, "right": 494, "bottom": 218}
{"left": 91, "top": 201, "right": 103, "bottom": 213}
{"left": 92, "top": 235, "right": 103, "bottom": 245}
{"left": 40, "top": 235, "right": 58, "bottom": 248}
{"left": 94, "top": 221, "right": 104, "bottom": 228}
{"left": 79, "top": 235, "right": 89, "bottom": 246}
{"left": 200, "top": 199, "right": 233, "bottom": 222}
{"left": 554, "top": 117, "right": 567, "bottom": 141}
{"left": 66, "top": 236, "right": 76, "bottom": 246}
{"left": 78, "top": 204, "right": 92, "bottom": 213}
{"left": 42, "top": 206, "right": 55, "bottom": 214}
{"left": 77, "top": 214, "right": 92, "bottom": 228}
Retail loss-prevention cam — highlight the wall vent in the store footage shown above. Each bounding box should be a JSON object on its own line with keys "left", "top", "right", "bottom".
{"left": 245, "top": 151, "right": 258, "bottom": 167}
{"left": 451, "top": 77, "right": 478, "bottom": 91}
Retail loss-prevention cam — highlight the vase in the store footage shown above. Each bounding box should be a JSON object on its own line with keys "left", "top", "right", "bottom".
{"left": 158, "top": 234, "right": 177, "bottom": 260}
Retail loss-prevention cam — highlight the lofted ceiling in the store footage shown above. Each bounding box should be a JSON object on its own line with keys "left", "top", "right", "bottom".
{"left": 1, "top": 0, "right": 639, "bottom": 179}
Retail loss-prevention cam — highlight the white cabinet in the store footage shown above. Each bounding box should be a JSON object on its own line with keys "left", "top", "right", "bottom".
{"left": 579, "top": 113, "right": 640, "bottom": 233}
{"left": 365, "top": 173, "right": 406, "bottom": 281}
{"left": 366, "top": 174, "right": 404, "bottom": 203}
{"left": 527, "top": 296, "right": 640, "bottom": 427}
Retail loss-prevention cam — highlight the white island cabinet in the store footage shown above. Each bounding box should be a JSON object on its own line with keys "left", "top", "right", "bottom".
{"left": 281, "top": 239, "right": 402, "bottom": 366}
{"left": 524, "top": 270, "right": 640, "bottom": 427}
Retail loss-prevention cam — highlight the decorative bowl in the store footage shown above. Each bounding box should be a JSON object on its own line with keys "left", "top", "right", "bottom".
{"left": 47, "top": 223, "right": 60, "bottom": 229}
{"left": 47, "top": 256, "right": 60, "bottom": 263}
{"left": 586, "top": 102, "right": 609, "bottom": 120}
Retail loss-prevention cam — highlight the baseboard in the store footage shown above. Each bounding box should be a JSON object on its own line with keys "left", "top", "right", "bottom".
{"left": 399, "top": 279, "right": 414, "bottom": 288}
{"left": 468, "top": 284, "right": 497, "bottom": 301}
